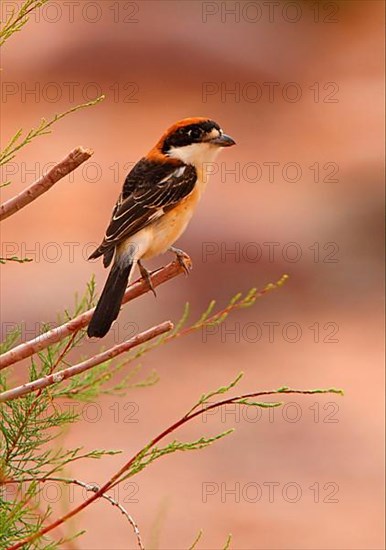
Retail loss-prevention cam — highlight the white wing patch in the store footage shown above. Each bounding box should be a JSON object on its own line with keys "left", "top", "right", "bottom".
{"left": 174, "top": 166, "right": 186, "bottom": 177}
{"left": 157, "top": 166, "right": 186, "bottom": 184}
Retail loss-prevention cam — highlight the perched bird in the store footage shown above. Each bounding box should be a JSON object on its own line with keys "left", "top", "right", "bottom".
{"left": 87, "top": 117, "right": 235, "bottom": 338}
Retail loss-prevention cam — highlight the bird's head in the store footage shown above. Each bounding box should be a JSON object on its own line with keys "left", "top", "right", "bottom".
{"left": 152, "top": 117, "right": 236, "bottom": 167}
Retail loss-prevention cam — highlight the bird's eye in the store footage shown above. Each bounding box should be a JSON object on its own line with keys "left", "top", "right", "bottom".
{"left": 187, "top": 127, "right": 202, "bottom": 140}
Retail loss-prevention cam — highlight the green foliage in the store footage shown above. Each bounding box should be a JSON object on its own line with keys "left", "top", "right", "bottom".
{"left": 0, "top": 7, "right": 342, "bottom": 547}
{"left": 0, "top": 386, "right": 119, "bottom": 547}
{"left": 102, "top": 371, "right": 343, "bottom": 495}
{"left": 128, "top": 274, "right": 289, "bottom": 363}
{"left": 0, "top": 326, "right": 22, "bottom": 356}
{"left": 126, "top": 430, "right": 235, "bottom": 481}
{"left": 0, "top": 256, "right": 33, "bottom": 264}
{"left": 0, "top": 275, "right": 343, "bottom": 548}
{"left": 223, "top": 534, "right": 233, "bottom": 550}
{"left": 189, "top": 371, "right": 245, "bottom": 413}
{"left": 0, "top": 282, "right": 121, "bottom": 547}
{"left": 188, "top": 530, "right": 231, "bottom": 550}
{"left": 1, "top": 0, "right": 105, "bottom": 265}
{"left": 0, "top": 0, "right": 49, "bottom": 47}
{"left": 188, "top": 529, "right": 204, "bottom": 549}
{"left": 277, "top": 385, "right": 344, "bottom": 396}
{"left": 0, "top": 96, "right": 104, "bottom": 168}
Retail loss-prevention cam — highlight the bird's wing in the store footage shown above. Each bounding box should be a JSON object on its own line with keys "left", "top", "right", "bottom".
{"left": 89, "top": 160, "right": 197, "bottom": 262}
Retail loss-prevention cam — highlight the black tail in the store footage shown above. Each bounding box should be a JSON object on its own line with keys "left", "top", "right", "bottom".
{"left": 87, "top": 257, "right": 133, "bottom": 338}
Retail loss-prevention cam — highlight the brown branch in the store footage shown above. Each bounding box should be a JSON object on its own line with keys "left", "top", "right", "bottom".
{"left": 0, "top": 259, "right": 189, "bottom": 370}
{"left": 0, "top": 146, "right": 92, "bottom": 221}
{"left": 7, "top": 386, "right": 343, "bottom": 549}
{"left": 0, "top": 321, "right": 173, "bottom": 403}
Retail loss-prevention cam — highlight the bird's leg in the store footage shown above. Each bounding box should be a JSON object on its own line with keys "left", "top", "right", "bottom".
{"left": 168, "top": 246, "right": 192, "bottom": 275}
{"left": 137, "top": 260, "right": 157, "bottom": 297}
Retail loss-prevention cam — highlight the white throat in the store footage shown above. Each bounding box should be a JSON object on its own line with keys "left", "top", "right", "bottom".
{"left": 167, "top": 142, "right": 222, "bottom": 169}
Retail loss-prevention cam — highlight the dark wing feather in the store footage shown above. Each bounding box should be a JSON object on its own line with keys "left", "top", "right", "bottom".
{"left": 89, "top": 159, "right": 197, "bottom": 264}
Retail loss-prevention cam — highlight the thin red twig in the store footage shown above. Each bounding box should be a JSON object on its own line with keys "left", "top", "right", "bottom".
{"left": 7, "top": 386, "right": 342, "bottom": 549}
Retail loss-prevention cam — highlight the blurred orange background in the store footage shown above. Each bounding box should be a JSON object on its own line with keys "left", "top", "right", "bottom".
{"left": 0, "top": 1, "right": 384, "bottom": 548}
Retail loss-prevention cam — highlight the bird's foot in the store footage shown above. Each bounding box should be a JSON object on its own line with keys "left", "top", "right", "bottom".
{"left": 138, "top": 260, "right": 157, "bottom": 297}
{"left": 169, "top": 246, "right": 192, "bottom": 275}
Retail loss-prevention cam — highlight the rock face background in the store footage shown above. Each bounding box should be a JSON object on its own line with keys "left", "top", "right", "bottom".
{"left": 1, "top": 1, "right": 383, "bottom": 548}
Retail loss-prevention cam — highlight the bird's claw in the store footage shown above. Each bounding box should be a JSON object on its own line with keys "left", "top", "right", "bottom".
{"left": 138, "top": 260, "right": 157, "bottom": 297}
{"left": 169, "top": 247, "right": 192, "bottom": 275}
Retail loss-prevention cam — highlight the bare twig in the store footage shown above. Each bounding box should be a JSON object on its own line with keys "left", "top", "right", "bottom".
{"left": 0, "top": 259, "right": 189, "bottom": 370}
{"left": 0, "top": 321, "right": 173, "bottom": 402}
{"left": 0, "top": 147, "right": 92, "bottom": 221}
{"left": 68, "top": 479, "right": 144, "bottom": 550}
{"left": 7, "top": 386, "right": 343, "bottom": 549}
{"left": 2, "top": 476, "right": 144, "bottom": 549}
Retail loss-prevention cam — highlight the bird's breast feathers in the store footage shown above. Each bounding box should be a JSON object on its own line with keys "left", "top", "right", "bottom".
{"left": 128, "top": 175, "right": 205, "bottom": 260}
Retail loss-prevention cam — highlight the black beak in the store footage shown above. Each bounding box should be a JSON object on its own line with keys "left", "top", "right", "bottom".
{"left": 210, "top": 133, "right": 236, "bottom": 147}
